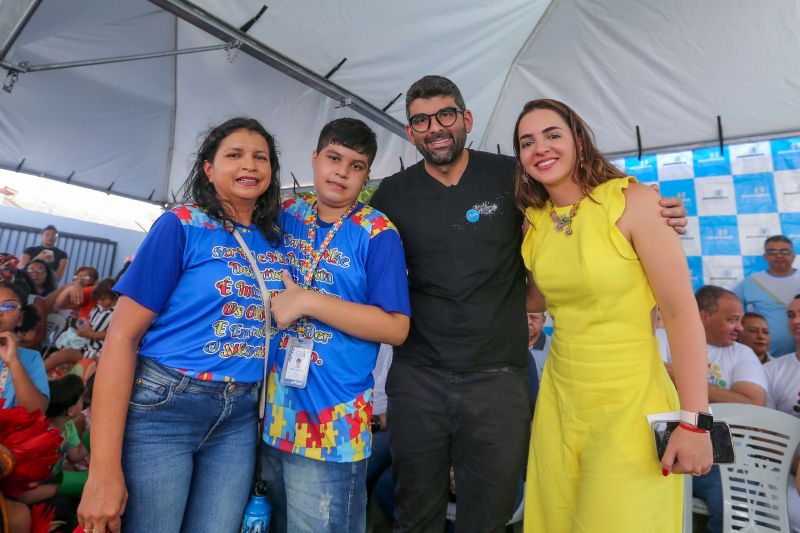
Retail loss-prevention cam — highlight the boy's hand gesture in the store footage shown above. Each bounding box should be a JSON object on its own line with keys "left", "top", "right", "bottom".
{"left": 271, "top": 271, "right": 309, "bottom": 329}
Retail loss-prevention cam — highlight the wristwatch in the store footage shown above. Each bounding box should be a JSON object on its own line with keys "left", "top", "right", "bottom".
{"left": 680, "top": 410, "right": 713, "bottom": 431}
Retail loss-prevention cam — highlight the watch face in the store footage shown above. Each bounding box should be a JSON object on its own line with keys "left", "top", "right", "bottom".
{"left": 697, "top": 412, "right": 714, "bottom": 431}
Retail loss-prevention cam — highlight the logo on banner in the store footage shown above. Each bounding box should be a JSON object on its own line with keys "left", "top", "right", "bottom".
{"left": 659, "top": 179, "right": 696, "bottom": 216}
{"left": 687, "top": 256, "right": 703, "bottom": 292}
{"left": 694, "top": 147, "right": 730, "bottom": 178}
{"left": 702, "top": 189, "right": 729, "bottom": 201}
{"left": 709, "top": 269, "right": 739, "bottom": 283}
{"left": 734, "top": 173, "right": 777, "bottom": 214}
{"left": 771, "top": 137, "right": 800, "bottom": 171}
{"left": 699, "top": 216, "right": 740, "bottom": 255}
{"left": 624, "top": 155, "right": 658, "bottom": 182}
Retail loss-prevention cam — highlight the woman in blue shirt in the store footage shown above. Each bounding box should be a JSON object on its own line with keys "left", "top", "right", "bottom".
{"left": 78, "top": 118, "right": 284, "bottom": 533}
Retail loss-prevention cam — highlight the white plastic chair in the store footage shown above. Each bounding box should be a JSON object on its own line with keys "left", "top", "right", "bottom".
{"left": 696, "top": 403, "right": 800, "bottom": 532}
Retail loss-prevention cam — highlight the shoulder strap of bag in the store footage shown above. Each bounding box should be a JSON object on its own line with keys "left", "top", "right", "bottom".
{"left": 231, "top": 228, "right": 272, "bottom": 424}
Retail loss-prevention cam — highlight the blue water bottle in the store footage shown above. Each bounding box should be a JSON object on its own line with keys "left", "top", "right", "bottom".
{"left": 241, "top": 486, "right": 270, "bottom": 533}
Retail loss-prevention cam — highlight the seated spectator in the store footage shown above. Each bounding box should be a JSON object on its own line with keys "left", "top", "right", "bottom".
{"left": 739, "top": 312, "right": 772, "bottom": 364}
{"left": 764, "top": 295, "right": 800, "bottom": 413}
{"left": 691, "top": 285, "right": 768, "bottom": 533}
{"left": 526, "top": 311, "right": 551, "bottom": 402}
{"left": 44, "top": 279, "right": 116, "bottom": 379}
{"left": 0, "top": 279, "right": 50, "bottom": 413}
{"left": 44, "top": 266, "right": 99, "bottom": 320}
{"left": 0, "top": 254, "right": 48, "bottom": 351}
{"left": 763, "top": 294, "right": 800, "bottom": 532}
{"left": 25, "top": 259, "right": 56, "bottom": 298}
{"left": 18, "top": 374, "right": 89, "bottom": 505}
{"left": 734, "top": 235, "right": 800, "bottom": 357}
{"left": 19, "top": 225, "right": 69, "bottom": 282}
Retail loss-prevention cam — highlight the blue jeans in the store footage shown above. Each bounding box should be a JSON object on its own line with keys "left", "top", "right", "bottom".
{"left": 261, "top": 444, "right": 368, "bottom": 533}
{"left": 121, "top": 357, "right": 260, "bottom": 533}
{"left": 692, "top": 465, "right": 723, "bottom": 533}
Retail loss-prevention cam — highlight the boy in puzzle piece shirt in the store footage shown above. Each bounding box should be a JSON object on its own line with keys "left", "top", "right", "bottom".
{"left": 263, "top": 118, "right": 410, "bottom": 532}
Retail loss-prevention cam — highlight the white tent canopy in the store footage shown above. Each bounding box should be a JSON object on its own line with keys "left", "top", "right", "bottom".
{"left": 1, "top": 0, "right": 798, "bottom": 205}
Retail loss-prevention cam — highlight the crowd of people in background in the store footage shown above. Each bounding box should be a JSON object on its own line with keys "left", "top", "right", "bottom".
{"left": 0, "top": 225, "right": 121, "bottom": 532}
{"left": 1, "top": 75, "right": 799, "bottom": 533}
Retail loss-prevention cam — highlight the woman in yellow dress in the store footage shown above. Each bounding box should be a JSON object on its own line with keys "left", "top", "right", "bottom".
{"left": 513, "top": 99, "right": 713, "bottom": 532}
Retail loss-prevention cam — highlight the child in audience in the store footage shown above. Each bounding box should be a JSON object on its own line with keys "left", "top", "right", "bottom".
{"left": 45, "top": 279, "right": 117, "bottom": 379}
{"left": 18, "top": 374, "right": 88, "bottom": 504}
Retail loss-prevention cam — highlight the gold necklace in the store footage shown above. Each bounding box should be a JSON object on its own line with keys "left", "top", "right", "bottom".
{"left": 549, "top": 194, "right": 585, "bottom": 236}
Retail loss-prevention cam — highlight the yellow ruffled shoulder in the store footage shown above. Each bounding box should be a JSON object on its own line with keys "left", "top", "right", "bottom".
{"left": 595, "top": 176, "right": 638, "bottom": 260}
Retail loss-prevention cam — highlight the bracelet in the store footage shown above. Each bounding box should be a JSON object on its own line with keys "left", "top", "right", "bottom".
{"left": 678, "top": 421, "right": 708, "bottom": 434}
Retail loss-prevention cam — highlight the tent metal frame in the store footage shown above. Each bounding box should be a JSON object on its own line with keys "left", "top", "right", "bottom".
{"left": 148, "top": 0, "right": 406, "bottom": 139}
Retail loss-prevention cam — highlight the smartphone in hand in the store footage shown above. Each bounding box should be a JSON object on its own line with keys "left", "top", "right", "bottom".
{"left": 652, "top": 420, "right": 735, "bottom": 464}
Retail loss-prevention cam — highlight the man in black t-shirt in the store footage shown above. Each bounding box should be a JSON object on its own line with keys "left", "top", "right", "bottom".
{"left": 371, "top": 76, "right": 531, "bottom": 532}
{"left": 371, "top": 75, "right": 688, "bottom": 532}
{"left": 19, "top": 224, "right": 69, "bottom": 282}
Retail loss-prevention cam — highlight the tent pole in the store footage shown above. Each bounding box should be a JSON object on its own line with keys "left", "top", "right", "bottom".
{"left": 0, "top": 0, "right": 42, "bottom": 90}
{"left": 147, "top": 0, "right": 406, "bottom": 139}
{"left": 0, "top": 43, "right": 231, "bottom": 74}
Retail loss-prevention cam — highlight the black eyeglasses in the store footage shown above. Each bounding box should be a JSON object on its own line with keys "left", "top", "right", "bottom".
{"left": 408, "top": 107, "right": 463, "bottom": 133}
{"left": 765, "top": 249, "right": 793, "bottom": 256}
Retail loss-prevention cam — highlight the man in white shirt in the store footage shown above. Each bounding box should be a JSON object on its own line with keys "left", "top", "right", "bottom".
{"left": 697, "top": 285, "right": 768, "bottom": 406}
{"left": 762, "top": 294, "right": 800, "bottom": 533}
{"left": 764, "top": 297, "right": 800, "bottom": 413}
{"left": 693, "top": 285, "right": 768, "bottom": 533}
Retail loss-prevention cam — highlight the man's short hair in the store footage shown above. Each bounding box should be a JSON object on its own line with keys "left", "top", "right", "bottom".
{"left": 695, "top": 285, "right": 738, "bottom": 314}
{"left": 742, "top": 311, "right": 766, "bottom": 323}
{"left": 42, "top": 224, "right": 57, "bottom": 233}
{"left": 316, "top": 118, "right": 377, "bottom": 166}
{"left": 764, "top": 235, "right": 793, "bottom": 249}
{"left": 405, "top": 75, "right": 466, "bottom": 117}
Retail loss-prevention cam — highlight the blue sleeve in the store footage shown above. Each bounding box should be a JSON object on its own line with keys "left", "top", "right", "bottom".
{"left": 365, "top": 230, "right": 410, "bottom": 316}
{"left": 21, "top": 349, "right": 49, "bottom": 399}
{"left": 114, "top": 212, "right": 186, "bottom": 313}
{"left": 732, "top": 278, "right": 746, "bottom": 303}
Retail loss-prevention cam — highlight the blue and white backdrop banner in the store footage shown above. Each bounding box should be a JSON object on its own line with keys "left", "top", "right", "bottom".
{"left": 610, "top": 136, "right": 800, "bottom": 291}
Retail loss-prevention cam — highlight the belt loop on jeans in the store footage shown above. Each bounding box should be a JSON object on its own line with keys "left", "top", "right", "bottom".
{"left": 174, "top": 374, "right": 191, "bottom": 393}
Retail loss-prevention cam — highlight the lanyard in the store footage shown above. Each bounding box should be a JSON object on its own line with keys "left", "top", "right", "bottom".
{"left": 299, "top": 200, "right": 359, "bottom": 289}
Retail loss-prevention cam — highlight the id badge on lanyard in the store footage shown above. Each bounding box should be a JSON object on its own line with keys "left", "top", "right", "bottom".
{"left": 280, "top": 200, "right": 358, "bottom": 389}
{"left": 280, "top": 336, "right": 313, "bottom": 388}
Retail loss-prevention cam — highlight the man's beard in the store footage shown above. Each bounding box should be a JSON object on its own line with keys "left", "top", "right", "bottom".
{"left": 415, "top": 129, "right": 467, "bottom": 165}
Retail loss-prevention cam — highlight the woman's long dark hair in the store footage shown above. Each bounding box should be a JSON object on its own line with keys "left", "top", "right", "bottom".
{"left": 26, "top": 259, "right": 56, "bottom": 296}
{"left": 181, "top": 117, "right": 282, "bottom": 244}
{"left": 512, "top": 99, "right": 626, "bottom": 212}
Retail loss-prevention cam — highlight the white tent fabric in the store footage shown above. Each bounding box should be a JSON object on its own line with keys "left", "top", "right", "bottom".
{"left": 1, "top": 0, "right": 799, "bottom": 204}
